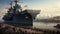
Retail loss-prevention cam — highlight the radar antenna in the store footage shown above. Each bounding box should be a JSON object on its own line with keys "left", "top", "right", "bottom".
{"left": 14, "top": 0, "right": 22, "bottom": 12}
{"left": 14, "top": 0, "right": 19, "bottom": 5}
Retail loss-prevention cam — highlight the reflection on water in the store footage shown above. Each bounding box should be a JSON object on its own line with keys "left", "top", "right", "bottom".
{"left": 33, "top": 22, "right": 60, "bottom": 31}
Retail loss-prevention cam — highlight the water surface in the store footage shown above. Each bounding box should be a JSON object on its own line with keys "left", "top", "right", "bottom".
{"left": 33, "top": 22, "right": 60, "bottom": 31}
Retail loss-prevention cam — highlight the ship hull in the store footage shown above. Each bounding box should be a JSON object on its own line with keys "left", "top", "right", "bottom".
{"left": 3, "top": 11, "right": 33, "bottom": 26}
{"left": 4, "top": 21, "right": 33, "bottom": 26}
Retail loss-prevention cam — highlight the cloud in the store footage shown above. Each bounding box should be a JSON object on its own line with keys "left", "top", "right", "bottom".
{"left": 0, "top": 8, "right": 8, "bottom": 16}
{"left": 1, "top": 0, "right": 60, "bottom": 18}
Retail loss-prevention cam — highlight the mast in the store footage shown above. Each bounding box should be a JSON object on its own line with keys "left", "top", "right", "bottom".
{"left": 8, "top": 1, "right": 13, "bottom": 13}
{"left": 14, "top": 0, "right": 18, "bottom": 6}
{"left": 10, "top": 1, "right": 13, "bottom": 8}
{"left": 14, "top": 0, "right": 22, "bottom": 12}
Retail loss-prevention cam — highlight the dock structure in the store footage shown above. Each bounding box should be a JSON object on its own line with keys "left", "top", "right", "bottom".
{"left": 0, "top": 23, "right": 43, "bottom": 34}
{"left": 0, "top": 23, "right": 60, "bottom": 34}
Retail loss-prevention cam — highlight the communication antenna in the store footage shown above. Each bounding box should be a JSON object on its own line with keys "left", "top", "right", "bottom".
{"left": 10, "top": 1, "right": 13, "bottom": 8}
{"left": 14, "top": 0, "right": 18, "bottom": 5}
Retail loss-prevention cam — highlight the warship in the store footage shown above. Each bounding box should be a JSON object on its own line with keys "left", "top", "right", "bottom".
{"left": 2, "top": 0, "right": 40, "bottom": 26}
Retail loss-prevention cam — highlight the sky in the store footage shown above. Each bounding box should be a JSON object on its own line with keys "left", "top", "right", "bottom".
{"left": 0, "top": 0, "right": 60, "bottom": 19}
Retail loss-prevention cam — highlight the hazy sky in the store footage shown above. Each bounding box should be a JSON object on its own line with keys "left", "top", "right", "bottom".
{"left": 0, "top": 0, "right": 60, "bottom": 19}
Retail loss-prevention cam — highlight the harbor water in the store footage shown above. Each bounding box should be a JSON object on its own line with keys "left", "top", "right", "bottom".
{"left": 33, "top": 22, "right": 60, "bottom": 31}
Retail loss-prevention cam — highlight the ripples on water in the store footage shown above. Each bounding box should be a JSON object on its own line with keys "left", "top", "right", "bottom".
{"left": 33, "top": 22, "right": 60, "bottom": 31}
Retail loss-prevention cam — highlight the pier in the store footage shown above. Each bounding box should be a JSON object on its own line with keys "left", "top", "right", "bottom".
{"left": 0, "top": 23, "right": 43, "bottom": 34}
{"left": 0, "top": 23, "right": 60, "bottom": 34}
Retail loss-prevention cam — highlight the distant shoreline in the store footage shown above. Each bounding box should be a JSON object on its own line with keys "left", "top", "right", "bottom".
{"left": 34, "top": 21, "right": 60, "bottom": 23}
